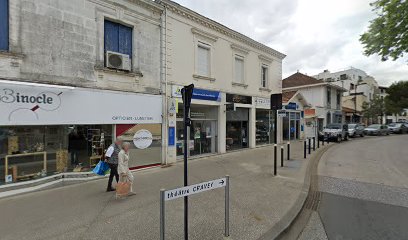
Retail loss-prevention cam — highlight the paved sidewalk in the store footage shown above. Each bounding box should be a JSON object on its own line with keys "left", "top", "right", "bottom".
{"left": 0, "top": 141, "right": 330, "bottom": 240}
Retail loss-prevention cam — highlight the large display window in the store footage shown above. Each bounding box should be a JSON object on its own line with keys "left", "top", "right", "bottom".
{"left": 0, "top": 125, "right": 113, "bottom": 184}
{"left": 176, "top": 104, "right": 218, "bottom": 157}
{"left": 282, "top": 111, "right": 301, "bottom": 141}
{"left": 256, "top": 109, "right": 275, "bottom": 145}
{"left": 226, "top": 108, "right": 249, "bottom": 151}
{"left": 115, "top": 124, "right": 162, "bottom": 168}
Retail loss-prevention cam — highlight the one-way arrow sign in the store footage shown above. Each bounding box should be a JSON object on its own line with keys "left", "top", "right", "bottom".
{"left": 165, "top": 177, "right": 227, "bottom": 201}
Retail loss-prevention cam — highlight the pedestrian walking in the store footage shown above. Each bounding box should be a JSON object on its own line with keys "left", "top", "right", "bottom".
{"left": 117, "top": 142, "right": 135, "bottom": 196}
{"left": 105, "top": 137, "right": 123, "bottom": 192}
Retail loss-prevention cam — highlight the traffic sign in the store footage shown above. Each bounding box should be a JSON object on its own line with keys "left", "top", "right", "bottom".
{"left": 165, "top": 178, "right": 226, "bottom": 201}
{"left": 278, "top": 110, "right": 286, "bottom": 117}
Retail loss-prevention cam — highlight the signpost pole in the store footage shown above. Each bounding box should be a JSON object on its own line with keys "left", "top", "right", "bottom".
{"left": 308, "top": 138, "right": 311, "bottom": 154}
{"left": 160, "top": 189, "right": 165, "bottom": 240}
{"left": 274, "top": 110, "right": 278, "bottom": 144}
{"left": 225, "top": 175, "right": 230, "bottom": 237}
{"left": 313, "top": 137, "right": 316, "bottom": 151}
{"left": 304, "top": 140, "right": 307, "bottom": 159}
{"left": 181, "top": 84, "right": 194, "bottom": 240}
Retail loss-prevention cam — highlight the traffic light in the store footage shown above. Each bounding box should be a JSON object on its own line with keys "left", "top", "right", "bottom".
{"left": 181, "top": 84, "right": 194, "bottom": 126}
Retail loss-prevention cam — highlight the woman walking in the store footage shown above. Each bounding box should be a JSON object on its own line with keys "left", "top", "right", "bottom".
{"left": 118, "top": 142, "right": 135, "bottom": 195}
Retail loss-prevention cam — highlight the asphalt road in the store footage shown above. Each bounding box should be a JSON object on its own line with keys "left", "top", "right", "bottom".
{"left": 299, "top": 134, "right": 408, "bottom": 240}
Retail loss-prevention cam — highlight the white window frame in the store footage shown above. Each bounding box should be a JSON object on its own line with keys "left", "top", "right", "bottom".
{"left": 258, "top": 55, "right": 273, "bottom": 91}
{"left": 192, "top": 28, "right": 218, "bottom": 81}
{"left": 261, "top": 64, "right": 269, "bottom": 88}
{"left": 196, "top": 42, "right": 211, "bottom": 78}
{"left": 233, "top": 54, "right": 245, "bottom": 84}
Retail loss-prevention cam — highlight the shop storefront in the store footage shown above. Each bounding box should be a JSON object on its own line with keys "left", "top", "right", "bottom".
{"left": 0, "top": 81, "right": 162, "bottom": 184}
{"left": 171, "top": 85, "right": 221, "bottom": 158}
{"left": 255, "top": 97, "right": 274, "bottom": 145}
{"left": 226, "top": 94, "right": 252, "bottom": 151}
{"left": 282, "top": 102, "right": 302, "bottom": 141}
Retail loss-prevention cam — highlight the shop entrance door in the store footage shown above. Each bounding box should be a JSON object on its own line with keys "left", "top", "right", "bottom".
{"left": 290, "top": 119, "right": 296, "bottom": 140}
{"left": 226, "top": 121, "right": 248, "bottom": 151}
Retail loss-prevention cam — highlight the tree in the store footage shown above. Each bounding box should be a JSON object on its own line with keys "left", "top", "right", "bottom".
{"left": 360, "top": 0, "right": 408, "bottom": 61}
{"left": 385, "top": 81, "right": 408, "bottom": 109}
{"left": 362, "top": 95, "right": 386, "bottom": 124}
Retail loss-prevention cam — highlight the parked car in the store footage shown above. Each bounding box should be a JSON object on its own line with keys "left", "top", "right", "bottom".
{"left": 348, "top": 124, "right": 365, "bottom": 137}
{"left": 364, "top": 124, "right": 390, "bottom": 136}
{"left": 388, "top": 123, "right": 408, "bottom": 134}
{"left": 321, "top": 123, "right": 349, "bottom": 142}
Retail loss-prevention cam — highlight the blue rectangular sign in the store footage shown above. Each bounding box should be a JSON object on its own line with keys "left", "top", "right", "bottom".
{"left": 168, "top": 127, "right": 175, "bottom": 146}
{"left": 192, "top": 88, "right": 221, "bottom": 102}
{"left": 285, "top": 102, "right": 297, "bottom": 110}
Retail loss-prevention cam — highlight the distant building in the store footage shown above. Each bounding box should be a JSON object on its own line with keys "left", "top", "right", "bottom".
{"left": 282, "top": 72, "right": 346, "bottom": 135}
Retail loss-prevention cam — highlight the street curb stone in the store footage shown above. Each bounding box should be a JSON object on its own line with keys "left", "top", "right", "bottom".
{"left": 258, "top": 143, "right": 335, "bottom": 240}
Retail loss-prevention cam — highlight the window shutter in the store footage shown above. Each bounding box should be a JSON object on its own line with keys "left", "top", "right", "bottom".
{"left": 235, "top": 57, "right": 244, "bottom": 83}
{"left": 197, "top": 45, "right": 210, "bottom": 76}
{"left": 118, "top": 24, "right": 132, "bottom": 58}
{"left": 0, "top": 0, "right": 8, "bottom": 51}
{"left": 104, "top": 20, "right": 119, "bottom": 53}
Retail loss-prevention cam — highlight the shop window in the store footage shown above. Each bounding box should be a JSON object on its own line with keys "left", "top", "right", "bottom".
{"left": 104, "top": 19, "right": 133, "bottom": 58}
{"left": 336, "top": 90, "right": 341, "bottom": 109}
{"left": 116, "top": 124, "right": 162, "bottom": 168}
{"left": 0, "top": 125, "right": 113, "bottom": 185}
{"left": 234, "top": 55, "right": 245, "bottom": 84}
{"left": 261, "top": 65, "right": 268, "bottom": 88}
{"left": 197, "top": 42, "right": 211, "bottom": 77}
{"left": 0, "top": 0, "right": 9, "bottom": 51}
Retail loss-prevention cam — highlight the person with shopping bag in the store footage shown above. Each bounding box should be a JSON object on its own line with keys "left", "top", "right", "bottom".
{"left": 117, "top": 142, "right": 135, "bottom": 197}
{"left": 105, "top": 137, "right": 123, "bottom": 192}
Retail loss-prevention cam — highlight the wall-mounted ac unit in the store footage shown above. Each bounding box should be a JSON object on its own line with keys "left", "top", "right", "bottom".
{"left": 106, "top": 51, "right": 131, "bottom": 71}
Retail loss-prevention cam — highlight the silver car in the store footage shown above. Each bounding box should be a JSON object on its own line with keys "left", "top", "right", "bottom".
{"left": 348, "top": 124, "right": 365, "bottom": 137}
{"left": 388, "top": 123, "right": 408, "bottom": 134}
{"left": 364, "top": 124, "right": 390, "bottom": 136}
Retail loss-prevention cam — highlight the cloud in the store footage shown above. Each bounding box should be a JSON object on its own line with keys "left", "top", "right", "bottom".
{"left": 172, "top": 0, "right": 408, "bottom": 86}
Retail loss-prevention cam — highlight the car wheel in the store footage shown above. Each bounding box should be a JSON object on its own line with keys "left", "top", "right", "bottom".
{"left": 344, "top": 135, "right": 349, "bottom": 141}
{"left": 337, "top": 135, "right": 342, "bottom": 142}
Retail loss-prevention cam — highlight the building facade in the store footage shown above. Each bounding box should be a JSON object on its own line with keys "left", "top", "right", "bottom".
{"left": 283, "top": 72, "right": 345, "bottom": 133}
{"left": 158, "top": 0, "right": 286, "bottom": 163}
{"left": 0, "top": 0, "right": 165, "bottom": 184}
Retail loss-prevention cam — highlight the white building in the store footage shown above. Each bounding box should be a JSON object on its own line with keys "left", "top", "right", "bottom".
{"left": 283, "top": 72, "right": 346, "bottom": 134}
{"left": 314, "top": 67, "right": 380, "bottom": 123}
{"left": 0, "top": 0, "right": 165, "bottom": 184}
{"left": 158, "top": 0, "right": 286, "bottom": 163}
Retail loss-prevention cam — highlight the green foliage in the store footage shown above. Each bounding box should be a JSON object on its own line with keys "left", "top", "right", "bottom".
{"left": 360, "top": 0, "right": 408, "bottom": 61}
{"left": 385, "top": 81, "right": 408, "bottom": 109}
{"left": 362, "top": 95, "right": 386, "bottom": 120}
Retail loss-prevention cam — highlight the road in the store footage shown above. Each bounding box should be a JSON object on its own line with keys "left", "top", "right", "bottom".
{"left": 298, "top": 134, "right": 408, "bottom": 240}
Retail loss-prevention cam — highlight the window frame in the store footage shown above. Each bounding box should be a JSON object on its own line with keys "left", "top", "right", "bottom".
{"left": 104, "top": 19, "right": 133, "bottom": 58}
{"left": 196, "top": 41, "right": 212, "bottom": 78}
{"left": 233, "top": 54, "right": 245, "bottom": 84}
{"left": 261, "top": 65, "right": 269, "bottom": 88}
{"left": 327, "top": 87, "right": 332, "bottom": 107}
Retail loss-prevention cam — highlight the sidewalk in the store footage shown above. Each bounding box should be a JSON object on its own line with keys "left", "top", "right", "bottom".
{"left": 0, "top": 141, "right": 331, "bottom": 240}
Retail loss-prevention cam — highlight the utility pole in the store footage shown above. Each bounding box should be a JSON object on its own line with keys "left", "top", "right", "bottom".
{"left": 181, "top": 84, "right": 194, "bottom": 240}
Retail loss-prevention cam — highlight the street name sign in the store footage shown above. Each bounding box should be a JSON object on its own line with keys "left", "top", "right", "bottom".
{"left": 164, "top": 178, "right": 226, "bottom": 201}
{"left": 278, "top": 110, "right": 287, "bottom": 117}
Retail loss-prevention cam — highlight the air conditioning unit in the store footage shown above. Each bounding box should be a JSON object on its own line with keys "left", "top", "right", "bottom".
{"left": 106, "top": 51, "right": 131, "bottom": 71}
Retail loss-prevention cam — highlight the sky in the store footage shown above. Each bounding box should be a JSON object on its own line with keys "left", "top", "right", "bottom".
{"left": 173, "top": 0, "right": 407, "bottom": 86}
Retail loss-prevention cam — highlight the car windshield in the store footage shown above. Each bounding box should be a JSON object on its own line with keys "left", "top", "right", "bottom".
{"left": 348, "top": 124, "right": 357, "bottom": 129}
{"left": 388, "top": 123, "right": 401, "bottom": 127}
{"left": 326, "top": 124, "right": 341, "bottom": 129}
{"left": 367, "top": 124, "right": 381, "bottom": 129}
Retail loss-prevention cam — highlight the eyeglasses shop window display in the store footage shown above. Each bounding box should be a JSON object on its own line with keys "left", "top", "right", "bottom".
{"left": 256, "top": 109, "right": 275, "bottom": 145}
{"left": 0, "top": 125, "right": 113, "bottom": 184}
{"left": 176, "top": 104, "right": 218, "bottom": 157}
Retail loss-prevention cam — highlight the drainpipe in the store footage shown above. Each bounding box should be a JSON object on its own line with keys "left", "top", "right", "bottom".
{"left": 159, "top": 3, "right": 168, "bottom": 165}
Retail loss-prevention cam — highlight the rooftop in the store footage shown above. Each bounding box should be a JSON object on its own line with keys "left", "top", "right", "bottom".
{"left": 282, "top": 72, "right": 324, "bottom": 88}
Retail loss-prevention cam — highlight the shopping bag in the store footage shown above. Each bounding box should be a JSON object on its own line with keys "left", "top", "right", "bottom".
{"left": 92, "top": 161, "right": 108, "bottom": 176}
{"left": 116, "top": 176, "right": 131, "bottom": 198}
{"left": 104, "top": 168, "right": 111, "bottom": 175}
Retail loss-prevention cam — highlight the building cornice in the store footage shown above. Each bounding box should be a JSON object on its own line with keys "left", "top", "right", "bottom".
{"left": 89, "top": 0, "right": 164, "bottom": 15}
{"left": 159, "top": 0, "right": 286, "bottom": 60}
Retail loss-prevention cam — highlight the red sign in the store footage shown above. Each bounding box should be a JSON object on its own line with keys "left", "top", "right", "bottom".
{"left": 304, "top": 109, "right": 316, "bottom": 116}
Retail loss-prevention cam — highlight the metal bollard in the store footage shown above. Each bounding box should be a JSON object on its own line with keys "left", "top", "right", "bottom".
{"left": 304, "top": 140, "right": 307, "bottom": 159}
{"left": 225, "top": 175, "right": 230, "bottom": 237}
{"left": 313, "top": 137, "right": 316, "bottom": 151}
{"left": 274, "top": 144, "right": 277, "bottom": 175}
{"left": 287, "top": 142, "right": 290, "bottom": 160}
{"left": 317, "top": 137, "right": 320, "bottom": 148}
{"left": 281, "top": 146, "right": 284, "bottom": 167}
{"left": 160, "top": 189, "right": 165, "bottom": 240}
{"left": 308, "top": 138, "right": 311, "bottom": 154}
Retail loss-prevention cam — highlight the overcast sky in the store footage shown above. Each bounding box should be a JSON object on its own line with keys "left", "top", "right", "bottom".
{"left": 173, "top": 0, "right": 407, "bottom": 86}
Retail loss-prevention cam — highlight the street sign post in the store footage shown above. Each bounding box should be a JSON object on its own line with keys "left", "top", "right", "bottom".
{"left": 181, "top": 84, "right": 194, "bottom": 240}
{"left": 160, "top": 176, "right": 230, "bottom": 240}
{"left": 277, "top": 110, "right": 286, "bottom": 117}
